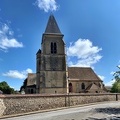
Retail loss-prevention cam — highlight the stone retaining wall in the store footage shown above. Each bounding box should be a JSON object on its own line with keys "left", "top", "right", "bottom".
{"left": 0, "top": 98, "right": 6, "bottom": 116}
{"left": 0, "top": 93, "right": 119, "bottom": 117}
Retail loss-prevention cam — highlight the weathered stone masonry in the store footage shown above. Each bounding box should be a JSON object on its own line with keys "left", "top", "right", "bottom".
{"left": 0, "top": 93, "right": 120, "bottom": 117}
{"left": 0, "top": 98, "right": 6, "bottom": 116}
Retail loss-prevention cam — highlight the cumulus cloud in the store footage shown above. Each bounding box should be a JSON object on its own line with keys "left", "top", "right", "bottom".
{"left": 106, "top": 68, "right": 120, "bottom": 86}
{"left": 0, "top": 23, "right": 23, "bottom": 51}
{"left": 110, "top": 71, "right": 115, "bottom": 75}
{"left": 117, "top": 65, "right": 120, "bottom": 68}
{"left": 35, "top": 0, "right": 58, "bottom": 12}
{"left": 105, "top": 79, "right": 115, "bottom": 86}
{"left": 98, "top": 75, "right": 105, "bottom": 81}
{"left": 3, "top": 68, "right": 33, "bottom": 79}
{"left": 67, "top": 38, "right": 102, "bottom": 67}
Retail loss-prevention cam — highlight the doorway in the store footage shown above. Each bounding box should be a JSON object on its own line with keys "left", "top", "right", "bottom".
{"left": 69, "top": 83, "right": 73, "bottom": 92}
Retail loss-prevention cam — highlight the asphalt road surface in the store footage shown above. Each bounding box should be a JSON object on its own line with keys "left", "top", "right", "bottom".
{"left": 1, "top": 101, "right": 120, "bottom": 120}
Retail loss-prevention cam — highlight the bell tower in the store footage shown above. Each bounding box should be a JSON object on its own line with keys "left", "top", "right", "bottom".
{"left": 36, "top": 15, "right": 66, "bottom": 93}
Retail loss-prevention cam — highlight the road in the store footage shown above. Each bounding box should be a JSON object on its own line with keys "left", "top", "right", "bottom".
{"left": 1, "top": 101, "right": 120, "bottom": 120}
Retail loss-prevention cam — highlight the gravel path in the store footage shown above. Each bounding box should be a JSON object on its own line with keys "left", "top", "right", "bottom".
{"left": 1, "top": 101, "right": 120, "bottom": 120}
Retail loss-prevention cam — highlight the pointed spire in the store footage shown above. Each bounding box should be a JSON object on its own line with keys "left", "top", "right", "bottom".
{"left": 45, "top": 14, "right": 61, "bottom": 34}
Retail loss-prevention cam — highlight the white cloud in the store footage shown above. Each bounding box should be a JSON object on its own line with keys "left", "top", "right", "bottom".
{"left": 110, "top": 71, "right": 115, "bottom": 75}
{"left": 67, "top": 38, "right": 102, "bottom": 67}
{"left": 117, "top": 65, "right": 120, "bottom": 68}
{"left": 35, "top": 0, "right": 58, "bottom": 12}
{"left": 105, "top": 79, "right": 115, "bottom": 86}
{"left": 0, "top": 38, "right": 23, "bottom": 49}
{"left": 0, "top": 23, "right": 23, "bottom": 51}
{"left": 106, "top": 68, "right": 120, "bottom": 86}
{"left": 3, "top": 68, "right": 33, "bottom": 79}
{"left": 98, "top": 75, "right": 105, "bottom": 80}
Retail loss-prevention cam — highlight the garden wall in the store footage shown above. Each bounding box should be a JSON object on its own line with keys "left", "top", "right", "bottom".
{"left": 0, "top": 93, "right": 119, "bottom": 117}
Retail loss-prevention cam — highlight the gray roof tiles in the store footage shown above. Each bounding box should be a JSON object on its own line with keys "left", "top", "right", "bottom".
{"left": 68, "top": 67, "right": 102, "bottom": 81}
{"left": 45, "top": 14, "right": 61, "bottom": 34}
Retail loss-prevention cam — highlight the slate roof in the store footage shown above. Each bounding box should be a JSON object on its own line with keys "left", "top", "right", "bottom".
{"left": 85, "top": 83, "right": 107, "bottom": 92}
{"left": 36, "top": 49, "right": 41, "bottom": 54}
{"left": 45, "top": 14, "right": 61, "bottom": 34}
{"left": 85, "top": 83, "right": 101, "bottom": 91}
{"left": 68, "top": 67, "right": 102, "bottom": 81}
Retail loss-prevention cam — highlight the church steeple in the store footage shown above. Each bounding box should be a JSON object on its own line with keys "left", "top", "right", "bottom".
{"left": 36, "top": 14, "right": 66, "bottom": 94}
{"left": 45, "top": 14, "right": 61, "bottom": 34}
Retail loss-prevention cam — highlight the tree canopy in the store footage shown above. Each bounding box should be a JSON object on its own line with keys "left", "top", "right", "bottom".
{"left": 0, "top": 81, "right": 15, "bottom": 94}
{"left": 111, "top": 66, "right": 120, "bottom": 93}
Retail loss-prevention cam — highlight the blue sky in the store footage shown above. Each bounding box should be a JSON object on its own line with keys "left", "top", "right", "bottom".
{"left": 0, "top": 0, "right": 120, "bottom": 90}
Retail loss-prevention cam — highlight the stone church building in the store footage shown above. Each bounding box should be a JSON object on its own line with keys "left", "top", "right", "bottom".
{"left": 21, "top": 15, "right": 107, "bottom": 94}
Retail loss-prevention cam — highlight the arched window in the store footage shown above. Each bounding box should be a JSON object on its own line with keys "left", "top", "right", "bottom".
{"left": 69, "top": 83, "right": 73, "bottom": 92}
{"left": 51, "top": 42, "right": 57, "bottom": 54}
{"left": 54, "top": 42, "right": 57, "bottom": 53}
{"left": 81, "top": 83, "right": 85, "bottom": 90}
{"left": 51, "top": 42, "right": 53, "bottom": 53}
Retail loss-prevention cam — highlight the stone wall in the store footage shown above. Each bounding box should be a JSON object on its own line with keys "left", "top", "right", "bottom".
{"left": 0, "top": 93, "right": 120, "bottom": 117}
{"left": 0, "top": 98, "right": 6, "bottom": 116}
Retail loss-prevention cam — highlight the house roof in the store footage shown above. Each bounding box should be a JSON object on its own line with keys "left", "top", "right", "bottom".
{"left": 68, "top": 67, "right": 102, "bottom": 81}
{"left": 85, "top": 83, "right": 101, "bottom": 91}
{"left": 45, "top": 14, "right": 62, "bottom": 34}
{"left": 36, "top": 49, "right": 41, "bottom": 54}
{"left": 85, "top": 83, "right": 107, "bottom": 92}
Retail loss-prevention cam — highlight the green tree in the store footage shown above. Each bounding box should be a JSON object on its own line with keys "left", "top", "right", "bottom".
{"left": 111, "top": 66, "right": 120, "bottom": 93}
{"left": 0, "top": 81, "right": 15, "bottom": 94}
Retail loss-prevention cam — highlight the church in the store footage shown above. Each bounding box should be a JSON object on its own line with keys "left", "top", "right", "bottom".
{"left": 21, "top": 15, "right": 107, "bottom": 94}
